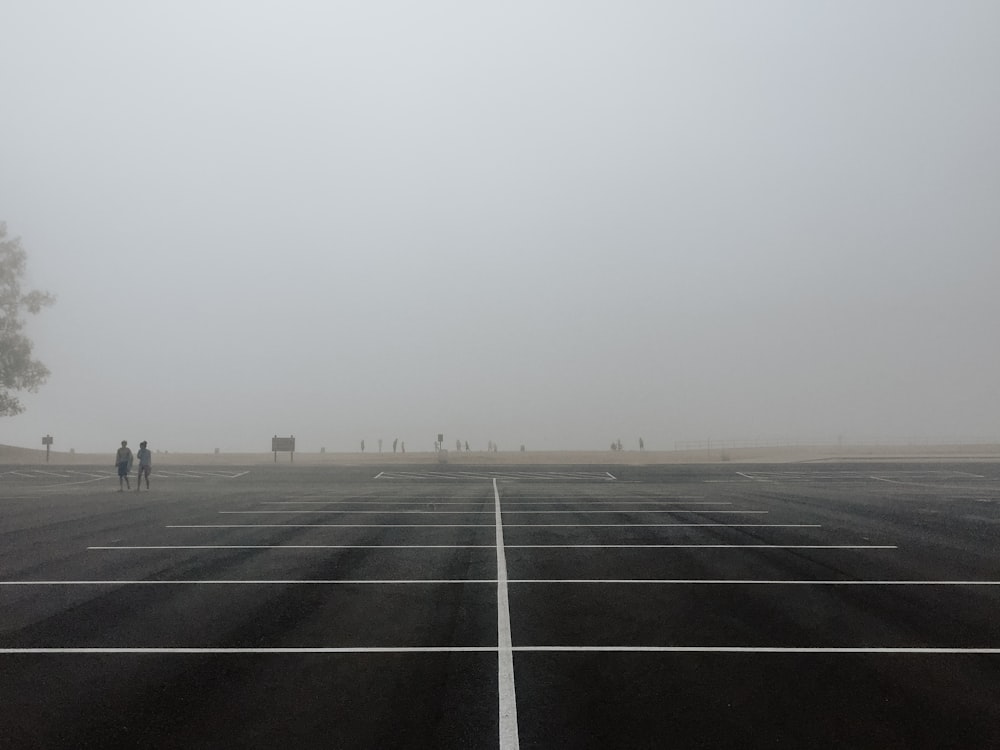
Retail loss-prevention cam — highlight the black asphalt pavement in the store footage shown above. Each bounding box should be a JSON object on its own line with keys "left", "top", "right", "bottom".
{"left": 1, "top": 462, "right": 998, "bottom": 748}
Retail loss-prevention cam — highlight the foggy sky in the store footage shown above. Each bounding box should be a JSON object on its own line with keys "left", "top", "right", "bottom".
{"left": 2, "top": 2, "right": 998, "bottom": 454}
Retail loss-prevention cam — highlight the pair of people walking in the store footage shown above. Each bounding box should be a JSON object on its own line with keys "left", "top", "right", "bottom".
{"left": 115, "top": 440, "right": 152, "bottom": 491}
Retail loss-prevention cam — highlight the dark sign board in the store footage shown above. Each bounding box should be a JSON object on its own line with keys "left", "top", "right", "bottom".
{"left": 271, "top": 436, "right": 295, "bottom": 452}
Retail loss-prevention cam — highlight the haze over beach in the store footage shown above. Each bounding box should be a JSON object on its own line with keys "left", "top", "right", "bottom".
{"left": 2, "top": 2, "right": 998, "bottom": 455}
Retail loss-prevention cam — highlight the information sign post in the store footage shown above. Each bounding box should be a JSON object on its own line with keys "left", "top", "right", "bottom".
{"left": 42, "top": 435, "right": 53, "bottom": 463}
{"left": 272, "top": 435, "right": 296, "bottom": 463}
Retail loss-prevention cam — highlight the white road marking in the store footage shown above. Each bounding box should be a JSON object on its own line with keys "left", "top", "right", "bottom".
{"left": 492, "top": 510, "right": 766, "bottom": 515}
{"left": 218, "top": 510, "right": 768, "bottom": 515}
{"left": 5, "top": 579, "right": 995, "bottom": 586}
{"left": 167, "top": 524, "right": 496, "bottom": 528}
{"left": 504, "top": 545, "right": 897, "bottom": 549}
{"left": 0, "top": 580, "right": 498, "bottom": 585}
{"left": 259, "top": 500, "right": 730, "bottom": 506}
{"left": 220, "top": 510, "right": 497, "bottom": 515}
{"left": 89, "top": 545, "right": 495, "bottom": 550}
{"left": 507, "top": 579, "right": 998, "bottom": 585}
{"left": 0, "top": 647, "right": 495, "bottom": 654}
{"left": 376, "top": 471, "right": 614, "bottom": 481}
{"left": 503, "top": 524, "right": 819, "bottom": 528}
{"left": 513, "top": 647, "right": 1000, "bottom": 654}
{"left": 87, "top": 543, "right": 882, "bottom": 551}
{"left": 494, "top": 478, "right": 520, "bottom": 750}
{"left": 36, "top": 476, "right": 110, "bottom": 488}
{"left": 1, "top": 646, "right": 996, "bottom": 654}
{"left": 263, "top": 501, "right": 492, "bottom": 506}
{"left": 167, "top": 523, "right": 814, "bottom": 529}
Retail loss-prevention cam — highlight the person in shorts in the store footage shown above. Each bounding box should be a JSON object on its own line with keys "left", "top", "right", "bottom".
{"left": 136, "top": 440, "right": 152, "bottom": 491}
{"left": 115, "top": 440, "right": 133, "bottom": 491}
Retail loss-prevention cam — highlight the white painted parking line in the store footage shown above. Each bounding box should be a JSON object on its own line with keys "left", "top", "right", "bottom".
{"left": 259, "top": 500, "right": 731, "bottom": 506}
{"left": 514, "top": 647, "right": 1000, "bottom": 654}
{"left": 89, "top": 545, "right": 495, "bottom": 550}
{"left": 503, "top": 524, "right": 819, "bottom": 528}
{"left": 503, "top": 510, "right": 765, "bottom": 514}
{"left": 90, "top": 544, "right": 887, "bottom": 551}
{"left": 0, "top": 580, "right": 498, "bottom": 585}
{"left": 37, "top": 476, "right": 109, "bottom": 488}
{"left": 263, "top": 501, "right": 493, "bottom": 506}
{"left": 218, "top": 510, "right": 769, "bottom": 515}
{"left": 505, "top": 544, "right": 896, "bottom": 549}
{"left": 0, "top": 647, "right": 496, "bottom": 654}
{"left": 494, "top": 478, "right": 520, "bottom": 750}
{"left": 7, "top": 579, "right": 996, "bottom": 586}
{"left": 167, "top": 523, "right": 813, "bottom": 529}
{"left": 508, "top": 579, "right": 998, "bottom": 585}
{"left": 220, "top": 510, "right": 497, "bottom": 515}
{"left": 2, "top": 646, "right": 997, "bottom": 654}
{"left": 168, "top": 524, "right": 496, "bottom": 528}
{"left": 376, "top": 471, "right": 614, "bottom": 481}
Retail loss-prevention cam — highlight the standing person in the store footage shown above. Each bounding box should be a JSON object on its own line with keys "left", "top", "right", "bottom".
{"left": 136, "top": 440, "right": 152, "bottom": 491}
{"left": 115, "top": 440, "right": 133, "bottom": 491}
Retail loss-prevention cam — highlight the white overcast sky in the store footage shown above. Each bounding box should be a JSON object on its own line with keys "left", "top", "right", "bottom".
{"left": 2, "top": 1, "right": 998, "bottom": 453}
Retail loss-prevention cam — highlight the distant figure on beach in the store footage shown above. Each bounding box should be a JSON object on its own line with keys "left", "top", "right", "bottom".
{"left": 378, "top": 438, "right": 383, "bottom": 453}
{"left": 361, "top": 439, "right": 365, "bottom": 452}
{"left": 115, "top": 440, "right": 133, "bottom": 491}
{"left": 401, "top": 441, "right": 405, "bottom": 453}
{"left": 136, "top": 440, "right": 152, "bottom": 491}
{"left": 639, "top": 437, "right": 644, "bottom": 451}
{"left": 465, "top": 441, "right": 469, "bottom": 452}
{"left": 393, "top": 438, "right": 398, "bottom": 453}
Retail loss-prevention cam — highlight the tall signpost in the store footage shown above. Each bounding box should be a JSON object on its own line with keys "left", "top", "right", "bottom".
{"left": 272, "top": 435, "right": 295, "bottom": 463}
{"left": 42, "top": 435, "right": 53, "bottom": 463}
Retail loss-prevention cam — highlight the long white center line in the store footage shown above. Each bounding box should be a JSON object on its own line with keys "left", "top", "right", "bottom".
{"left": 494, "top": 478, "right": 520, "bottom": 750}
